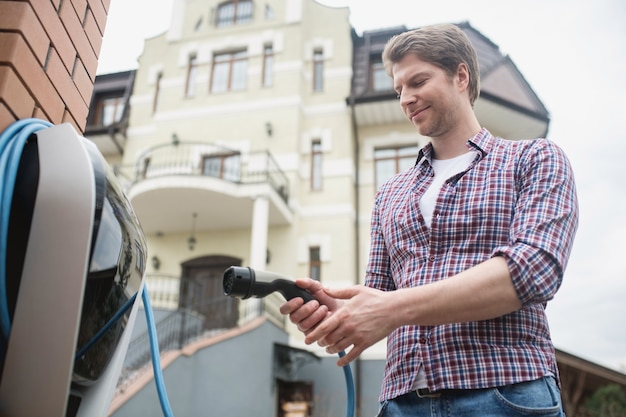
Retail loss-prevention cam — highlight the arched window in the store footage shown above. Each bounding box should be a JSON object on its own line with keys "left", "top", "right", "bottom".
{"left": 215, "top": 0, "right": 253, "bottom": 27}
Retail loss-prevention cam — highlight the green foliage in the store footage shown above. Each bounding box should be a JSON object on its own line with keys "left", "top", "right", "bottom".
{"left": 583, "top": 384, "right": 626, "bottom": 417}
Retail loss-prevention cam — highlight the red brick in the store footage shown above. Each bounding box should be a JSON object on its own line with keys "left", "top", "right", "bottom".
{"left": 0, "top": 33, "right": 64, "bottom": 123}
{"left": 83, "top": 7, "right": 103, "bottom": 56}
{"left": 72, "top": 57, "right": 94, "bottom": 105}
{"left": 88, "top": 1, "right": 108, "bottom": 34}
{"left": 62, "top": 109, "right": 82, "bottom": 134}
{"left": 0, "top": 102, "right": 18, "bottom": 133}
{"left": 30, "top": 0, "right": 77, "bottom": 75}
{"left": 31, "top": 106, "right": 48, "bottom": 121}
{"left": 58, "top": 0, "right": 98, "bottom": 79}
{"left": 70, "top": 0, "right": 88, "bottom": 23}
{"left": 45, "top": 48, "right": 89, "bottom": 128}
{"left": 99, "top": 0, "right": 111, "bottom": 13}
{"left": 0, "top": 1, "right": 50, "bottom": 65}
{"left": 0, "top": 66, "right": 36, "bottom": 118}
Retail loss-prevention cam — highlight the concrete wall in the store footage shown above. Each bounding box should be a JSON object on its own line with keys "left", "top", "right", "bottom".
{"left": 112, "top": 320, "right": 290, "bottom": 417}
{"left": 111, "top": 318, "right": 387, "bottom": 417}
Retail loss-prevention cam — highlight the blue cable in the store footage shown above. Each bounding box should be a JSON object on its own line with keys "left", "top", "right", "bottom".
{"left": 339, "top": 350, "right": 356, "bottom": 417}
{"left": 0, "top": 118, "right": 53, "bottom": 341}
{"left": 142, "top": 284, "right": 175, "bottom": 417}
{"left": 74, "top": 293, "right": 138, "bottom": 361}
{"left": 142, "top": 284, "right": 355, "bottom": 417}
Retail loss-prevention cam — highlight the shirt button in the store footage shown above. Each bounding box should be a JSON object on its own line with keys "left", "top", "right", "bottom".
{"left": 419, "top": 336, "right": 428, "bottom": 344}
{"left": 428, "top": 256, "right": 436, "bottom": 262}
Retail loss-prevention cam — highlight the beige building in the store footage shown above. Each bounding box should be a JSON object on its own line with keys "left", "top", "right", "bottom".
{"left": 120, "top": 0, "right": 359, "bottom": 333}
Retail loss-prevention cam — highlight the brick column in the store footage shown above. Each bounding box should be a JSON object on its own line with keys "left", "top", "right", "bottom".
{"left": 0, "top": 0, "right": 111, "bottom": 133}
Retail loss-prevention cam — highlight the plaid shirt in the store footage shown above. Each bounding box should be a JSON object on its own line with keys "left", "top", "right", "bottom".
{"left": 366, "top": 128, "right": 579, "bottom": 401}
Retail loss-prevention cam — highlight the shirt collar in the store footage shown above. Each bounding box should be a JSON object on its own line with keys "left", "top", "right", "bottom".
{"left": 415, "top": 128, "right": 492, "bottom": 167}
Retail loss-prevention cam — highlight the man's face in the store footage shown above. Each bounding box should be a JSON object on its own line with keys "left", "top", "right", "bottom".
{"left": 392, "top": 54, "right": 462, "bottom": 139}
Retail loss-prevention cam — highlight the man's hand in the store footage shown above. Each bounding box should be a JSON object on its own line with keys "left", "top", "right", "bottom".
{"left": 279, "top": 278, "right": 342, "bottom": 334}
{"left": 304, "top": 285, "right": 397, "bottom": 367}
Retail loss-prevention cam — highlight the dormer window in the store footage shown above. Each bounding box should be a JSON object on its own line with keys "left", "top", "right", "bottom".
{"left": 215, "top": 0, "right": 253, "bottom": 27}
{"left": 370, "top": 55, "right": 393, "bottom": 92}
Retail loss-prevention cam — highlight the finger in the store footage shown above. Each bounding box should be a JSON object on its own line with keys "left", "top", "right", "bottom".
{"left": 294, "top": 279, "right": 341, "bottom": 309}
{"left": 335, "top": 345, "right": 362, "bottom": 367}
{"left": 294, "top": 278, "right": 324, "bottom": 292}
{"left": 324, "top": 286, "right": 362, "bottom": 300}
{"left": 305, "top": 314, "right": 339, "bottom": 345}
{"left": 279, "top": 296, "right": 304, "bottom": 315}
{"left": 297, "top": 304, "right": 328, "bottom": 333}
{"left": 288, "top": 300, "right": 320, "bottom": 326}
{"left": 325, "top": 333, "right": 353, "bottom": 355}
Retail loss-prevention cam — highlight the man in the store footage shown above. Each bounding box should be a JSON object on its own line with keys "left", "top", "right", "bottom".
{"left": 280, "top": 24, "right": 578, "bottom": 416}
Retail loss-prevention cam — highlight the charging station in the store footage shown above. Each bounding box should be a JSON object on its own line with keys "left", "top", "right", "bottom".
{"left": 0, "top": 121, "right": 146, "bottom": 417}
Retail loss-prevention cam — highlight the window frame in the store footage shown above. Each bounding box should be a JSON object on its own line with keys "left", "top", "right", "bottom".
{"left": 312, "top": 49, "right": 324, "bottom": 92}
{"left": 374, "top": 145, "right": 419, "bottom": 190}
{"left": 201, "top": 151, "right": 241, "bottom": 182}
{"left": 370, "top": 56, "right": 393, "bottom": 92}
{"left": 311, "top": 139, "right": 323, "bottom": 191}
{"left": 309, "top": 246, "right": 321, "bottom": 281}
{"left": 215, "top": 0, "right": 253, "bottom": 27}
{"left": 152, "top": 72, "right": 163, "bottom": 114}
{"left": 92, "top": 94, "right": 124, "bottom": 127}
{"left": 262, "top": 44, "right": 274, "bottom": 87}
{"left": 210, "top": 50, "right": 248, "bottom": 93}
{"left": 185, "top": 54, "right": 198, "bottom": 97}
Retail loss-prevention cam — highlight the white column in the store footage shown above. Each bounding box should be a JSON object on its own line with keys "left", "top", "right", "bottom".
{"left": 249, "top": 195, "right": 269, "bottom": 270}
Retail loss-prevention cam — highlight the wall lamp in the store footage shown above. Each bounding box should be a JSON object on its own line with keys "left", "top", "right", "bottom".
{"left": 151, "top": 255, "right": 161, "bottom": 271}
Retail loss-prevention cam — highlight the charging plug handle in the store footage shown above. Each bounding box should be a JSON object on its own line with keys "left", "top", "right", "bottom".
{"left": 223, "top": 266, "right": 314, "bottom": 303}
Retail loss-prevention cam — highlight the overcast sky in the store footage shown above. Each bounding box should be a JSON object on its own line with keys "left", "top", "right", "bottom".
{"left": 98, "top": 0, "right": 626, "bottom": 372}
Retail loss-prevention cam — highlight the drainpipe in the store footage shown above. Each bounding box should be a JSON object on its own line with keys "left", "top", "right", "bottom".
{"left": 348, "top": 48, "right": 363, "bottom": 417}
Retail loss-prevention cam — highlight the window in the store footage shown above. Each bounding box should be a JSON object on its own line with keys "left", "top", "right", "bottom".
{"left": 210, "top": 50, "right": 248, "bottom": 92}
{"left": 153, "top": 71, "right": 162, "bottom": 114}
{"left": 93, "top": 96, "right": 124, "bottom": 127}
{"left": 215, "top": 0, "right": 253, "bottom": 27}
{"left": 374, "top": 145, "right": 419, "bottom": 189}
{"left": 202, "top": 152, "right": 241, "bottom": 182}
{"left": 262, "top": 44, "right": 273, "bottom": 87}
{"left": 141, "top": 157, "right": 151, "bottom": 179}
{"left": 309, "top": 247, "right": 321, "bottom": 281}
{"left": 185, "top": 54, "right": 198, "bottom": 97}
{"left": 265, "top": 4, "right": 274, "bottom": 20}
{"left": 311, "top": 140, "right": 323, "bottom": 190}
{"left": 313, "top": 49, "right": 324, "bottom": 92}
{"left": 194, "top": 17, "right": 203, "bottom": 31}
{"left": 370, "top": 57, "right": 393, "bottom": 92}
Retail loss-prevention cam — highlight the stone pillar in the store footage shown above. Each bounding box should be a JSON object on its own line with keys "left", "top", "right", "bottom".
{"left": 249, "top": 195, "right": 269, "bottom": 270}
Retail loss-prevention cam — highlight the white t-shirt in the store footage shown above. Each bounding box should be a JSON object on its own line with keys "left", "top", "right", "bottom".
{"left": 419, "top": 151, "right": 477, "bottom": 228}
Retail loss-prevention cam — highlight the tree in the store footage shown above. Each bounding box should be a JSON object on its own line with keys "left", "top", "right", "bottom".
{"left": 582, "top": 384, "right": 626, "bottom": 417}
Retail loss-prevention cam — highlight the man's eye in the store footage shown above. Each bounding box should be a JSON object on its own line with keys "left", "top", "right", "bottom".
{"left": 395, "top": 92, "right": 401, "bottom": 99}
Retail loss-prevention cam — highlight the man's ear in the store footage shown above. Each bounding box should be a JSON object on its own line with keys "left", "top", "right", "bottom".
{"left": 456, "top": 63, "right": 470, "bottom": 92}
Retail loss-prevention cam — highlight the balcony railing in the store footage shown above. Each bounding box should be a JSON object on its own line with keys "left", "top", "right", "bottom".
{"left": 118, "top": 275, "right": 285, "bottom": 387}
{"left": 114, "top": 142, "right": 289, "bottom": 203}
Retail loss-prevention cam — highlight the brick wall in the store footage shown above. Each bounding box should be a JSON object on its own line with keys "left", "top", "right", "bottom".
{"left": 0, "top": 0, "right": 111, "bottom": 133}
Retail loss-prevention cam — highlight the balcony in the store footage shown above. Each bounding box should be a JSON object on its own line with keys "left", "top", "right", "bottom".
{"left": 115, "top": 142, "right": 292, "bottom": 234}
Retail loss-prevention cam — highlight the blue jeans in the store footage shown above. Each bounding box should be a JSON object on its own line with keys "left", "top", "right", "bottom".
{"left": 376, "top": 377, "right": 565, "bottom": 417}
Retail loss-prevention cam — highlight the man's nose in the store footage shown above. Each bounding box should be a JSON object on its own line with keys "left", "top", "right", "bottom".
{"left": 399, "top": 89, "right": 416, "bottom": 107}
